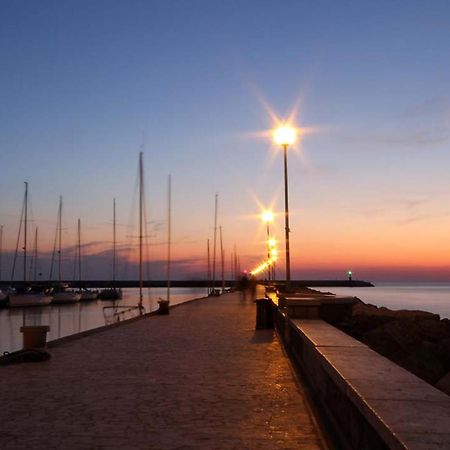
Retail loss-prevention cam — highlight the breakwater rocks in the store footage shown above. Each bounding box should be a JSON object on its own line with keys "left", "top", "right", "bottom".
{"left": 337, "top": 300, "right": 450, "bottom": 395}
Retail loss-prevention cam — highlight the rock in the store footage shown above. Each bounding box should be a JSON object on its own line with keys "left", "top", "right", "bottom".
{"left": 363, "top": 320, "right": 422, "bottom": 361}
{"left": 436, "top": 372, "right": 450, "bottom": 395}
{"left": 352, "top": 301, "right": 440, "bottom": 320}
{"left": 399, "top": 341, "right": 446, "bottom": 384}
{"left": 415, "top": 318, "right": 450, "bottom": 342}
{"left": 335, "top": 300, "right": 450, "bottom": 393}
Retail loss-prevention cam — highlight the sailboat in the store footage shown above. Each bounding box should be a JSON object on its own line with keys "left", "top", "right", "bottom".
{"left": 101, "top": 152, "right": 145, "bottom": 318}
{"left": 98, "top": 198, "right": 122, "bottom": 300}
{"left": 76, "top": 219, "right": 98, "bottom": 301}
{"left": 208, "top": 193, "right": 220, "bottom": 296}
{"left": 49, "top": 196, "right": 81, "bottom": 304}
{"left": 9, "top": 182, "right": 52, "bottom": 307}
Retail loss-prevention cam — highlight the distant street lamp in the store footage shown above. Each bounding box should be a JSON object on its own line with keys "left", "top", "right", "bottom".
{"left": 261, "top": 210, "right": 274, "bottom": 282}
{"left": 273, "top": 125, "right": 297, "bottom": 286}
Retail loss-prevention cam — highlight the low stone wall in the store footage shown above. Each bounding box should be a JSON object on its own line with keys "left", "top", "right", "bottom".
{"left": 273, "top": 305, "right": 450, "bottom": 450}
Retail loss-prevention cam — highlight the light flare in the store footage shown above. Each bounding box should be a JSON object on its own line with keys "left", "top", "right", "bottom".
{"left": 261, "top": 210, "right": 274, "bottom": 223}
{"left": 273, "top": 125, "right": 297, "bottom": 146}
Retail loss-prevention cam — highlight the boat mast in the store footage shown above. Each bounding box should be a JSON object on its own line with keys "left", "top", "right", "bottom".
{"left": 220, "top": 226, "right": 224, "bottom": 292}
{"left": 0, "top": 224, "right": 3, "bottom": 282}
{"left": 23, "top": 182, "right": 28, "bottom": 284}
{"left": 138, "top": 151, "right": 143, "bottom": 309}
{"left": 78, "top": 219, "right": 82, "bottom": 286}
{"left": 167, "top": 174, "right": 171, "bottom": 304}
{"left": 207, "top": 239, "right": 211, "bottom": 292}
{"left": 58, "top": 195, "right": 62, "bottom": 282}
{"left": 233, "top": 244, "right": 237, "bottom": 283}
{"left": 212, "top": 193, "right": 218, "bottom": 292}
{"left": 29, "top": 226, "right": 38, "bottom": 281}
{"left": 113, "top": 198, "right": 116, "bottom": 286}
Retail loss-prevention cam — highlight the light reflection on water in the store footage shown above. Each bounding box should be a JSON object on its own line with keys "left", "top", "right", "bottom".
{"left": 330, "top": 282, "right": 450, "bottom": 319}
{"left": 0, "top": 287, "right": 208, "bottom": 354}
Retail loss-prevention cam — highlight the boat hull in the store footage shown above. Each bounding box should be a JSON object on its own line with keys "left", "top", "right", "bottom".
{"left": 52, "top": 292, "right": 81, "bottom": 303}
{"left": 80, "top": 291, "right": 98, "bottom": 301}
{"left": 9, "top": 294, "right": 53, "bottom": 307}
{"left": 98, "top": 288, "right": 123, "bottom": 300}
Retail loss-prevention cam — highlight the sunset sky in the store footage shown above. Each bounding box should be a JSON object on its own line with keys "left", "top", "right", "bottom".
{"left": 1, "top": 1, "right": 450, "bottom": 282}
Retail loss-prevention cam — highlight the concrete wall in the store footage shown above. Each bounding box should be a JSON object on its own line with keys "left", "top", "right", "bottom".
{"left": 273, "top": 306, "right": 450, "bottom": 450}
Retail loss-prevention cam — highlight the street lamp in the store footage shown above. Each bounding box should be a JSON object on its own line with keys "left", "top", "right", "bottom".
{"left": 261, "top": 210, "right": 274, "bottom": 283}
{"left": 273, "top": 125, "right": 297, "bottom": 286}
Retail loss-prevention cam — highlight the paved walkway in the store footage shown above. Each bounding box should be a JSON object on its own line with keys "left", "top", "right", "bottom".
{"left": 0, "top": 291, "right": 327, "bottom": 449}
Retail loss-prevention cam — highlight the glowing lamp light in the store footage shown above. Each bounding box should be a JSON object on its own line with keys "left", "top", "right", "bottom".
{"left": 261, "top": 210, "right": 274, "bottom": 223}
{"left": 268, "top": 238, "right": 276, "bottom": 248}
{"left": 273, "top": 125, "right": 296, "bottom": 146}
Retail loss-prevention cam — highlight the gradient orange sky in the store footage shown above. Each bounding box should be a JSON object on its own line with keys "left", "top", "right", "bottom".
{"left": 1, "top": 1, "right": 450, "bottom": 282}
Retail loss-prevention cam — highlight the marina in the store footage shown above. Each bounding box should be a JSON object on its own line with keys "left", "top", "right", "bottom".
{"left": 0, "top": 287, "right": 207, "bottom": 354}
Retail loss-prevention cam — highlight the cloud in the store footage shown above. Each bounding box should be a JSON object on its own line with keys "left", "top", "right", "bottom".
{"left": 396, "top": 214, "right": 429, "bottom": 225}
{"left": 401, "top": 96, "right": 450, "bottom": 119}
{"left": 367, "top": 126, "right": 449, "bottom": 147}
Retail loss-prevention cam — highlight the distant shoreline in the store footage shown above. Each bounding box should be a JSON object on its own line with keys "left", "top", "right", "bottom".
{"left": 0, "top": 279, "right": 374, "bottom": 288}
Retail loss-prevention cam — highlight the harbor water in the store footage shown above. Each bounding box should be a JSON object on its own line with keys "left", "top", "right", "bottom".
{"left": 0, "top": 287, "right": 208, "bottom": 354}
{"left": 330, "top": 282, "right": 450, "bottom": 319}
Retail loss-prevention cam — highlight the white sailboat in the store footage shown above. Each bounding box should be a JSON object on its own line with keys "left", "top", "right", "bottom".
{"left": 9, "top": 182, "right": 52, "bottom": 307}
{"left": 49, "top": 196, "right": 81, "bottom": 304}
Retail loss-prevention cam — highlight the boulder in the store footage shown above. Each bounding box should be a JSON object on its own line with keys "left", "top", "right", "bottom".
{"left": 436, "top": 372, "right": 450, "bottom": 396}
{"left": 335, "top": 300, "right": 450, "bottom": 394}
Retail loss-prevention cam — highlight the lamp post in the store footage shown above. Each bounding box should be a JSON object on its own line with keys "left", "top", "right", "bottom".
{"left": 261, "top": 210, "right": 274, "bottom": 283}
{"left": 273, "top": 125, "right": 296, "bottom": 287}
{"left": 268, "top": 238, "right": 277, "bottom": 281}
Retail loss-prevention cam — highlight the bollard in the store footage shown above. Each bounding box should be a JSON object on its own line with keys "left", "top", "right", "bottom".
{"left": 20, "top": 326, "right": 50, "bottom": 349}
{"left": 157, "top": 300, "right": 170, "bottom": 315}
{"left": 254, "top": 297, "right": 274, "bottom": 329}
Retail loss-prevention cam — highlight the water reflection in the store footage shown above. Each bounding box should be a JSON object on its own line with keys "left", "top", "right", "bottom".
{"left": 1, "top": 287, "right": 207, "bottom": 354}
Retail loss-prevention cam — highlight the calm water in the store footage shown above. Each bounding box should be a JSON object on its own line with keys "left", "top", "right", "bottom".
{"left": 330, "top": 282, "right": 450, "bottom": 319}
{"left": 0, "top": 287, "right": 208, "bottom": 354}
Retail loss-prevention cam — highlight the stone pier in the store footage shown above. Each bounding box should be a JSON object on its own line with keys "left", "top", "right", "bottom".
{"left": 0, "top": 291, "right": 327, "bottom": 449}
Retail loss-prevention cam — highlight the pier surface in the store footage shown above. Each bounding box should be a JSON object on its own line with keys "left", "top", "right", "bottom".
{"left": 0, "top": 291, "right": 326, "bottom": 449}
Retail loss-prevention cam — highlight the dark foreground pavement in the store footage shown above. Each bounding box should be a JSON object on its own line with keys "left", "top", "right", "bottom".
{"left": 0, "top": 292, "right": 327, "bottom": 449}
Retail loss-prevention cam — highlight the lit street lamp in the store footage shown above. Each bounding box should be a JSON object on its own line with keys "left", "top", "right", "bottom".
{"left": 273, "top": 125, "right": 296, "bottom": 286}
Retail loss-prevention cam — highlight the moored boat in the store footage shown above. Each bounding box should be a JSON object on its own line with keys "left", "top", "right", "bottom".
{"left": 0, "top": 289, "right": 9, "bottom": 307}
{"left": 50, "top": 284, "right": 81, "bottom": 304}
{"left": 9, "top": 286, "right": 52, "bottom": 307}
{"left": 79, "top": 288, "right": 98, "bottom": 301}
{"left": 98, "top": 287, "right": 122, "bottom": 300}
{"left": 9, "top": 182, "right": 53, "bottom": 308}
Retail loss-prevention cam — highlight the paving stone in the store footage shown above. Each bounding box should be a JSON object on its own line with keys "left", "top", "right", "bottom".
{"left": 0, "top": 291, "right": 325, "bottom": 449}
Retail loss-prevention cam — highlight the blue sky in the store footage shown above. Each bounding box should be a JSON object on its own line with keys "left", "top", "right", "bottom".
{"left": 1, "top": 1, "right": 450, "bottom": 281}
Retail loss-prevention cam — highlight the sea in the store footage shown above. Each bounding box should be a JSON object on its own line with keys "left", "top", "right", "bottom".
{"left": 2, "top": 282, "right": 450, "bottom": 355}
{"left": 0, "top": 287, "right": 208, "bottom": 354}
{"left": 330, "top": 282, "right": 450, "bottom": 319}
